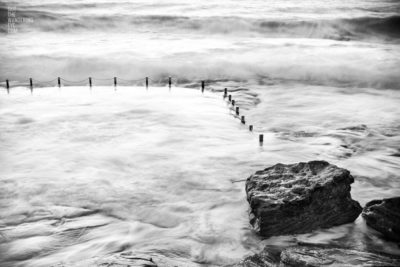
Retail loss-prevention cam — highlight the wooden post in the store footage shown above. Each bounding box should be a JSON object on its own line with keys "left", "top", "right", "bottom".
{"left": 58, "top": 77, "right": 61, "bottom": 87}
{"left": 6, "top": 79, "right": 9, "bottom": 94}
{"left": 249, "top": 125, "right": 253, "bottom": 131}
{"left": 236, "top": 107, "right": 239, "bottom": 115}
{"left": 201, "top": 81, "right": 205, "bottom": 93}
{"left": 224, "top": 88, "right": 227, "bottom": 98}
{"left": 169, "top": 77, "right": 172, "bottom": 88}
{"left": 232, "top": 100, "right": 235, "bottom": 106}
{"left": 146, "top": 77, "right": 149, "bottom": 89}
{"left": 89, "top": 77, "right": 92, "bottom": 87}
{"left": 241, "top": 116, "right": 245, "bottom": 124}
{"left": 259, "top": 134, "right": 264, "bottom": 144}
{"left": 30, "top": 78, "right": 33, "bottom": 93}
{"left": 114, "top": 77, "right": 117, "bottom": 87}
{"left": 228, "top": 95, "right": 232, "bottom": 102}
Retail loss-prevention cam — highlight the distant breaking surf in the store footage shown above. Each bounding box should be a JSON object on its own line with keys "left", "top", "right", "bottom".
{"left": 1, "top": 7, "right": 400, "bottom": 41}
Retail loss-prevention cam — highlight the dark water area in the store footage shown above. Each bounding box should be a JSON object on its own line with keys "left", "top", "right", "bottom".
{"left": 1, "top": 0, "right": 400, "bottom": 266}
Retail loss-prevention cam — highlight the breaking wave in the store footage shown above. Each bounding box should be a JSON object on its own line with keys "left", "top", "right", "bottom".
{"left": 2, "top": 53, "right": 400, "bottom": 90}
{"left": 1, "top": 5, "right": 400, "bottom": 41}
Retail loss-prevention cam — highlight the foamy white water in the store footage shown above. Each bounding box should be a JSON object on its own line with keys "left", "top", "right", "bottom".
{"left": 1, "top": 0, "right": 400, "bottom": 266}
{"left": 1, "top": 0, "right": 400, "bottom": 88}
{"left": 1, "top": 85, "right": 400, "bottom": 266}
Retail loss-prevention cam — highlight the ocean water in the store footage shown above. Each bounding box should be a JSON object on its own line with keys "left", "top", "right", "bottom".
{"left": 1, "top": 0, "right": 400, "bottom": 87}
{"left": 1, "top": 0, "right": 400, "bottom": 266}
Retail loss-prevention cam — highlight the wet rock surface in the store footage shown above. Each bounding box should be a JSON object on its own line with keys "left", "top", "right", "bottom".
{"left": 97, "top": 254, "right": 157, "bottom": 267}
{"left": 246, "top": 161, "right": 362, "bottom": 237}
{"left": 362, "top": 197, "right": 400, "bottom": 242}
{"left": 94, "top": 252, "right": 199, "bottom": 267}
{"left": 227, "top": 245, "right": 400, "bottom": 267}
{"left": 225, "top": 247, "right": 279, "bottom": 267}
{"left": 280, "top": 246, "right": 400, "bottom": 266}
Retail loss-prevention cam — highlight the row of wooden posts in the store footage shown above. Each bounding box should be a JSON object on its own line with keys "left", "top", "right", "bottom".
{"left": 3, "top": 77, "right": 187, "bottom": 93}
{"left": 223, "top": 88, "right": 264, "bottom": 145}
{"left": 3, "top": 77, "right": 263, "bottom": 144}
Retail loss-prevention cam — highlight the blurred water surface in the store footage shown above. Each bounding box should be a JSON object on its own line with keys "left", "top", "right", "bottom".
{"left": 1, "top": 0, "right": 400, "bottom": 266}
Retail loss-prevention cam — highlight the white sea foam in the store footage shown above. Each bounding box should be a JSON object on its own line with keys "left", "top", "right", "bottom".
{"left": 1, "top": 0, "right": 400, "bottom": 88}
{"left": 1, "top": 0, "right": 400, "bottom": 265}
{"left": 0, "top": 86, "right": 399, "bottom": 266}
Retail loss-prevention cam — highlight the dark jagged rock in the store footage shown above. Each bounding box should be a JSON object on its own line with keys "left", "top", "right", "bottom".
{"left": 96, "top": 253, "right": 157, "bottom": 267}
{"left": 280, "top": 246, "right": 400, "bottom": 267}
{"left": 362, "top": 197, "right": 400, "bottom": 242}
{"left": 245, "top": 161, "right": 362, "bottom": 237}
{"left": 226, "top": 245, "right": 400, "bottom": 267}
{"left": 93, "top": 251, "right": 202, "bottom": 267}
{"left": 224, "top": 247, "right": 279, "bottom": 267}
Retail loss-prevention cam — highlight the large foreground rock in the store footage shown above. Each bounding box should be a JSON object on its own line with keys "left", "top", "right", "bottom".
{"left": 362, "top": 197, "right": 400, "bottom": 242}
{"left": 227, "top": 245, "right": 400, "bottom": 267}
{"left": 246, "top": 161, "right": 362, "bottom": 237}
